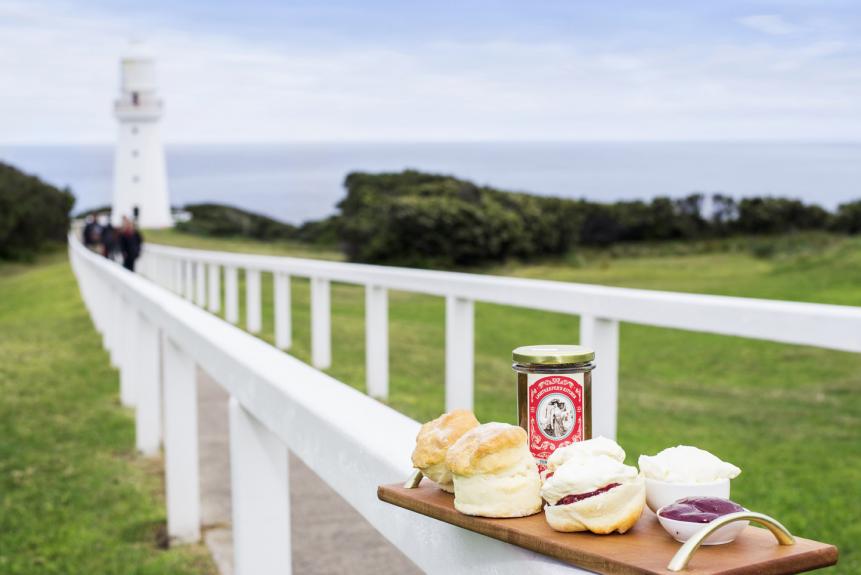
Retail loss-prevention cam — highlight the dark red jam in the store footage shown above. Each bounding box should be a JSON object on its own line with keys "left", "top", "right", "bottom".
{"left": 659, "top": 497, "right": 744, "bottom": 523}
{"left": 555, "top": 483, "right": 620, "bottom": 506}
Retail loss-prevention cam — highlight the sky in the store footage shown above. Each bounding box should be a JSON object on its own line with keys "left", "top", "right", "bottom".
{"left": 1, "top": 0, "right": 860, "bottom": 143}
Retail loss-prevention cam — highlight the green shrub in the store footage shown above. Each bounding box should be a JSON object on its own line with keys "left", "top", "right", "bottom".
{"left": 0, "top": 162, "right": 75, "bottom": 261}
{"left": 75, "top": 204, "right": 111, "bottom": 218}
{"left": 337, "top": 170, "right": 580, "bottom": 266}
{"left": 334, "top": 172, "right": 714, "bottom": 264}
{"left": 294, "top": 215, "right": 341, "bottom": 245}
{"left": 177, "top": 203, "right": 297, "bottom": 241}
{"left": 170, "top": 170, "right": 858, "bottom": 267}
{"left": 734, "top": 197, "right": 831, "bottom": 234}
{"left": 833, "top": 200, "right": 861, "bottom": 234}
{"left": 334, "top": 170, "right": 854, "bottom": 266}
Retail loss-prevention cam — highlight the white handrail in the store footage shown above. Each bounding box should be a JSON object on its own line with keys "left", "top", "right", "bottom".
{"left": 70, "top": 236, "right": 582, "bottom": 575}
{"left": 140, "top": 241, "right": 861, "bottom": 442}
{"left": 142, "top": 242, "right": 861, "bottom": 353}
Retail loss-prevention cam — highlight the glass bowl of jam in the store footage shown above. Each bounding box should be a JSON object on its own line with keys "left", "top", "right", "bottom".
{"left": 657, "top": 497, "right": 748, "bottom": 545}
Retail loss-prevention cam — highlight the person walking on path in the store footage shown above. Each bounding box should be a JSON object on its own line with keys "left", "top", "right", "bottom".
{"left": 82, "top": 215, "right": 101, "bottom": 249}
{"left": 99, "top": 214, "right": 117, "bottom": 260}
{"left": 119, "top": 216, "right": 143, "bottom": 272}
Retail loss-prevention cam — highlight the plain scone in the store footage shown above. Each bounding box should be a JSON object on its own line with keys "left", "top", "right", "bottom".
{"left": 445, "top": 422, "right": 543, "bottom": 518}
{"left": 411, "top": 409, "right": 480, "bottom": 492}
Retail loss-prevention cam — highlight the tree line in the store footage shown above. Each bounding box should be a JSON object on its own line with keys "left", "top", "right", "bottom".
{"left": 0, "top": 162, "right": 75, "bottom": 261}
{"left": 9, "top": 158, "right": 857, "bottom": 268}
{"left": 335, "top": 170, "right": 861, "bottom": 266}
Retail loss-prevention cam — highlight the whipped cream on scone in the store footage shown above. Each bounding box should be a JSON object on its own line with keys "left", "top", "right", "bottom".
{"left": 638, "top": 445, "right": 740, "bottom": 484}
{"left": 411, "top": 409, "right": 480, "bottom": 492}
{"left": 544, "top": 436, "right": 626, "bottom": 478}
{"left": 542, "top": 452, "right": 645, "bottom": 534}
{"left": 445, "top": 422, "right": 543, "bottom": 518}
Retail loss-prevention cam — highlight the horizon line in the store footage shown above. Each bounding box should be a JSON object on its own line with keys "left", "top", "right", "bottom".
{"left": 3, "top": 137, "right": 861, "bottom": 147}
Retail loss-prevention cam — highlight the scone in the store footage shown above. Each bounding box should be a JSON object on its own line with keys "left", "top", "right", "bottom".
{"left": 445, "top": 422, "right": 543, "bottom": 517}
{"left": 544, "top": 436, "right": 626, "bottom": 479}
{"left": 411, "top": 409, "right": 480, "bottom": 492}
{"left": 541, "top": 454, "right": 645, "bottom": 534}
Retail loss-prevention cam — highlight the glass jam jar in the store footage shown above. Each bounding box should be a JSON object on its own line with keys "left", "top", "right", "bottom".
{"left": 513, "top": 345, "right": 595, "bottom": 472}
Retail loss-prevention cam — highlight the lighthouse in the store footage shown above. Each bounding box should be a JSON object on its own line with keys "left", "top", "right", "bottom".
{"left": 111, "top": 44, "right": 172, "bottom": 228}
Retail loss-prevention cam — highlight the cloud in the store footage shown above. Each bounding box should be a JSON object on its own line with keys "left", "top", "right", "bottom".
{"left": 0, "top": 1, "right": 859, "bottom": 143}
{"left": 738, "top": 14, "right": 797, "bottom": 36}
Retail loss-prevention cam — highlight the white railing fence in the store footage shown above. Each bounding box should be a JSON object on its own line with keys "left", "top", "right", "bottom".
{"left": 138, "top": 241, "right": 861, "bottom": 441}
{"left": 70, "top": 236, "right": 583, "bottom": 575}
{"left": 74, "top": 233, "right": 861, "bottom": 574}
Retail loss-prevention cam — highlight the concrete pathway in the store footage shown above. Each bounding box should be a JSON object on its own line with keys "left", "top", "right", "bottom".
{"left": 196, "top": 370, "right": 422, "bottom": 575}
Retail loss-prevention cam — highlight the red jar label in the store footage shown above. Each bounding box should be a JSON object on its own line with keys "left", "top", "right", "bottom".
{"left": 527, "top": 373, "right": 584, "bottom": 472}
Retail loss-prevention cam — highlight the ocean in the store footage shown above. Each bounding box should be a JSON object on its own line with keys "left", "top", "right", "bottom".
{"left": 1, "top": 142, "right": 859, "bottom": 224}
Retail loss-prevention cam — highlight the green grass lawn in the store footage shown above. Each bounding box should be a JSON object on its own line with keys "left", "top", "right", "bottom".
{"left": 0, "top": 251, "right": 215, "bottom": 575}
{"left": 146, "top": 229, "right": 861, "bottom": 573}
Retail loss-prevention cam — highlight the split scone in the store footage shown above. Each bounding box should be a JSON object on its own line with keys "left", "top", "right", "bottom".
{"left": 411, "top": 409, "right": 480, "bottom": 492}
{"left": 543, "top": 436, "right": 626, "bottom": 480}
{"left": 445, "top": 422, "right": 543, "bottom": 517}
{"left": 541, "top": 454, "right": 645, "bottom": 534}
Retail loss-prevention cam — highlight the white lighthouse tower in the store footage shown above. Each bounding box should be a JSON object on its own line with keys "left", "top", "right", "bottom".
{"left": 111, "top": 44, "right": 172, "bottom": 228}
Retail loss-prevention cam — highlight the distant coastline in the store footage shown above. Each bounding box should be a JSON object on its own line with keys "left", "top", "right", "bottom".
{"left": 1, "top": 141, "right": 860, "bottom": 224}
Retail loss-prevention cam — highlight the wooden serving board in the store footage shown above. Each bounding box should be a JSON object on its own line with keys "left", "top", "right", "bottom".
{"left": 378, "top": 481, "right": 837, "bottom": 575}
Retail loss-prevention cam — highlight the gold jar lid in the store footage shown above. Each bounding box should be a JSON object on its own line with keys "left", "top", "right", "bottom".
{"left": 512, "top": 344, "right": 595, "bottom": 365}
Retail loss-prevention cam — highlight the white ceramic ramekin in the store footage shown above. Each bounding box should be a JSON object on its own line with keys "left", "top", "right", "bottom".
{"left": 644, "top": 477, "right": 730, "bottom": 513}
{"left": 656, "top": 505, "right": 749, "bottom": 545}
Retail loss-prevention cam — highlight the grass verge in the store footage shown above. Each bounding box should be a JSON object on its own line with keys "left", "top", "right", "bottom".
{"left": 0, "top": 253, "right": 215, "bottom": 575}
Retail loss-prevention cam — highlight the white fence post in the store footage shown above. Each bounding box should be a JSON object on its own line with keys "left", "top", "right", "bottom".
{"left": 142, "top": 253, "right": 153, "bottom": 279}
{"left": 97, "top": 282, "right": 109, "bottom": 338}
{"left": 135, "top": 312, "right": 162, "bottom": 455}
{"left": 246, "top": 269, "right": 262, "bottom": 334}
{"left": 137, "top": 253, "right": 148, "bottom": 279}
{"left": 179, "top": 260, "right": 187, "bottom": 299}
{"left": 365, "top": 285, "right": 389, "bottom": 399}
{"left": 208, "top": 264, "right": 221, "bottom": 313}
{"left": 195, "top": 261, "right": 206, "bottom": 307}
{"left": 162, "top": 335, "right": 201, "bottom": 543}
{"left": 445, "top": 296, "right": 474, "bottom": 411}
{"left": 173, "top": 258, "right": 183, "bottom": 294}
{"left": 229, "top": 397, "right": 291, "bottom": 575}
{"left": 579, "top": 314, "right": 619, "bottom": 440}
{"left": 120, "top": 297, "right": 138, "bottom": 407}
{"left": 311, "top": 277, "right": 332, "bottom": 369}
{"left": 167, "top": 258, "right": 175, "bottom": 292}
{"left": 87, "top": 275, "right": 102, "bottom": 335}
{"left": 183, "top": 260, "right": 194, "bottom": 301}
{"left": 106, "top": 287, "right": 119, "bottom": 366}
{"left": 150, "top": 255, "right": 158, "bottom": 285}
{"left": 154, "top": 255, "right": 164, "bottom": 287}
{"left": 165, "top": 257, "right": 174, "bottom": 291}
{"left": 274, "top": 272, "right": 291, "bottom": 350}
{"left": 225, "top": 266, "right": 239, "bottom": 324}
